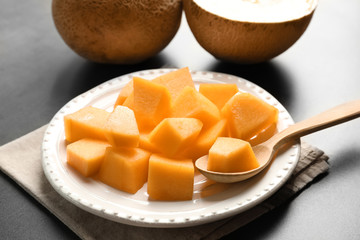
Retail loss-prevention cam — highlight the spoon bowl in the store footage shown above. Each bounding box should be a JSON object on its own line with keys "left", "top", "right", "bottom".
{"left": 195, "top": 100, "right": 360, "bottom": 183}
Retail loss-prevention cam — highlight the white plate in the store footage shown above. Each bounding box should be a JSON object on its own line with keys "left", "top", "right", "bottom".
{"left": 42, "top": 69, "right": 300, "bottom": 228}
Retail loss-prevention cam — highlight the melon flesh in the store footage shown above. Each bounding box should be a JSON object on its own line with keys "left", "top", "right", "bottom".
{"left": 147, "top": 154, "right": 194, "bottom": 201}
{"left": 139, "top": 133, "right": 159, "bottom": 153}
{"left": 66, "top": 138, "right": 110, "bottom": 177}
{"left": 118, "top": 67, "right": 194, "bottom": 107}
{"left": 207, "top": 137, "right": 259, "bottom": 173}
{"left": 152, "top": 67, "right": 195, "bottom": 101}
{"left": 221, "top": 92, "right": 278, "bottom": 141}
{"left": 114, "top": 80, "right": 133, "bottom": 106}
{"left": 180, "top": 119, "right": 227, "bottom": 161}
{"left": 131, "top": 77, "right": 172, "bottom": 131}
{"left": 122, "top": 91, "right": 135, "bottom": 110}
{"left": 171, "top": 86, "right": 220, "bottom": 129}
{"left": 248, "top": 121, "right": 277, "bottom": 146}
{"left": 97, "top": 147, "right": 150, "bottom": 194}
{"left": 104, "top": 105, "right": 139, "bottom": 148}
{"left": 148, "top": 118, "right": 203, "bottom": 157}
{"left": 64, "top": 106, "right": 110, "bottom": 143}
{"left": 199, "top": 83, "right": 239, "bottom": 110}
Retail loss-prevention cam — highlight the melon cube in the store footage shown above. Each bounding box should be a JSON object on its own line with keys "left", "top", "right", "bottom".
{"left": 199, "top": 83, "right": 239, "bottom": 110}
{"left": 97, "top": 147, "right": 150, "bottom": 194}
{"left": 131, "top": 77, "right": 172, "bottom": 131}
{"left": 114, "top": 80, "right": 133, "bottom": 106}
{"left": 66, "top": 138, "right": 110, "bottom": 177}
{"left": 64, "top": 106, "right": 110, "bottom": 143}
{"left": 148, "top": 118, "right": 203, "bottom": 157}
{"left": 221, "top": 92, "right": 278, "bottom": 141}
{"left": 118, "top": 67, "right": 194, "bottom": 107}
{"left": 104, "top": 105, "right": 139, "bottom": 148}
{"left": 171, "top": 86, "right": 220, "bottom": 128}
{"left": 207, "top": 137, "right": 259, "bottom": 173}
{"left": 152, "top": 67, "right": 195, "bottom": 101}
{"left": 181, "top": 119, "right": 227, "bottom": 161}
{"left": 147, "top": 154, "right": 194, "bottom": 201}
{"left": 122, "top": 91, "right": 135, "bottom": 110}
{"left": 139, "top": 133, "right": 159, "bottom": 153}
{"left": 248, "top": 121, "right": 277, "bottom": 146}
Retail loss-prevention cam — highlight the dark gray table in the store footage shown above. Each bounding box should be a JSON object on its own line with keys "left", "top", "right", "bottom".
{"left": 1, "top": 0, "right": 360, "bottom": 239}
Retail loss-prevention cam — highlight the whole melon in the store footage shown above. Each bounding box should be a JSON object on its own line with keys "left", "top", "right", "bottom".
{"left": 52, "top": 0, "right": 183, "bottom": 64}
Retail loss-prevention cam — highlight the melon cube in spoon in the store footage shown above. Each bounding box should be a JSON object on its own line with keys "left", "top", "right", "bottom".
{"left": 207, "top": 137, "right": 259, "bottom": 173}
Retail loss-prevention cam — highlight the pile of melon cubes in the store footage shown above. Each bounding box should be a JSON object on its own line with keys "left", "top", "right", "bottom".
{"left": 64, "top": 67, "right": 278, "bottom": 201}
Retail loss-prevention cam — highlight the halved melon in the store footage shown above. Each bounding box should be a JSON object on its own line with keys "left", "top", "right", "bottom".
{"left": 183, "top": 0, "right": 317, "bottom": 63}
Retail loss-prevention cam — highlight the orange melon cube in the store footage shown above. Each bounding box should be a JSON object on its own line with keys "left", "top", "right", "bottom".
{"left": 97, "top": 147, "right": 150, "bottom": 194}
{"left": 104, "top": 105, "right": 139, "bottom": 148}
{"left": 152, "top": 67, "right": 195, "bottom": 101}
{"left": 139, "top": 133, "right": 159, "bottom": 153}
{"left": 199, "top": 83, "right": 239, "bottom": 110}
{"left": 131, "top": 77, "right": 172, "bottom": 131}
{"left": 171, "top": 86, "right": 220, "bottom": 128}
{"left": 147, "top": 154, "right": 194, "bottom": 201}
{"left": 114, "top": 80, "right": 133, "bottom": 106}
{"left": 181, "top": 119, "right": 227, "bottom": 161}
{"left": 207, "top": 137, "right": 259, "bottom": 173}
{"left": 66, "top": 138, "right": 110, "bottom": 177}
{"left": 122, "top": 91, "right": 135, "bottom": 110}
{"left": 64, "top": 106, "right": 110, "bottom": 143}
{"left": 248, "top": 121, "right": 277, "bottom": 146}
{"left": 118, "top": 67, "right": 194, "bottom": 107}
{"left": 148, "top": 118, "right": 203, "bottom": 157}
{"left": 221, "top": 92, "right": 278, "bottom": 141}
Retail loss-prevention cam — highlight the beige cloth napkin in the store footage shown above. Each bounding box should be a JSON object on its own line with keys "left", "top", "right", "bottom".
{"left": 0, "top": 125, "right": 329, "bottom": 240}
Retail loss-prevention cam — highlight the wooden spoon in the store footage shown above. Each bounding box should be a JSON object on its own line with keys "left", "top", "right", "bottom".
{"left": 195, "top": 99, "right": 360, "bottom": 183}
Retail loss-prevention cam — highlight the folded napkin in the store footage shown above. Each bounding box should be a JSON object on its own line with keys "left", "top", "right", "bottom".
{"left": 0, "top": 125, "right": 329, "bottom": 240}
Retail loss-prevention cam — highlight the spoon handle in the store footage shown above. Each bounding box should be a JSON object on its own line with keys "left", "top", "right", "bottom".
{"left": 271, "top": 99, "right": 360, "bottom": 149}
